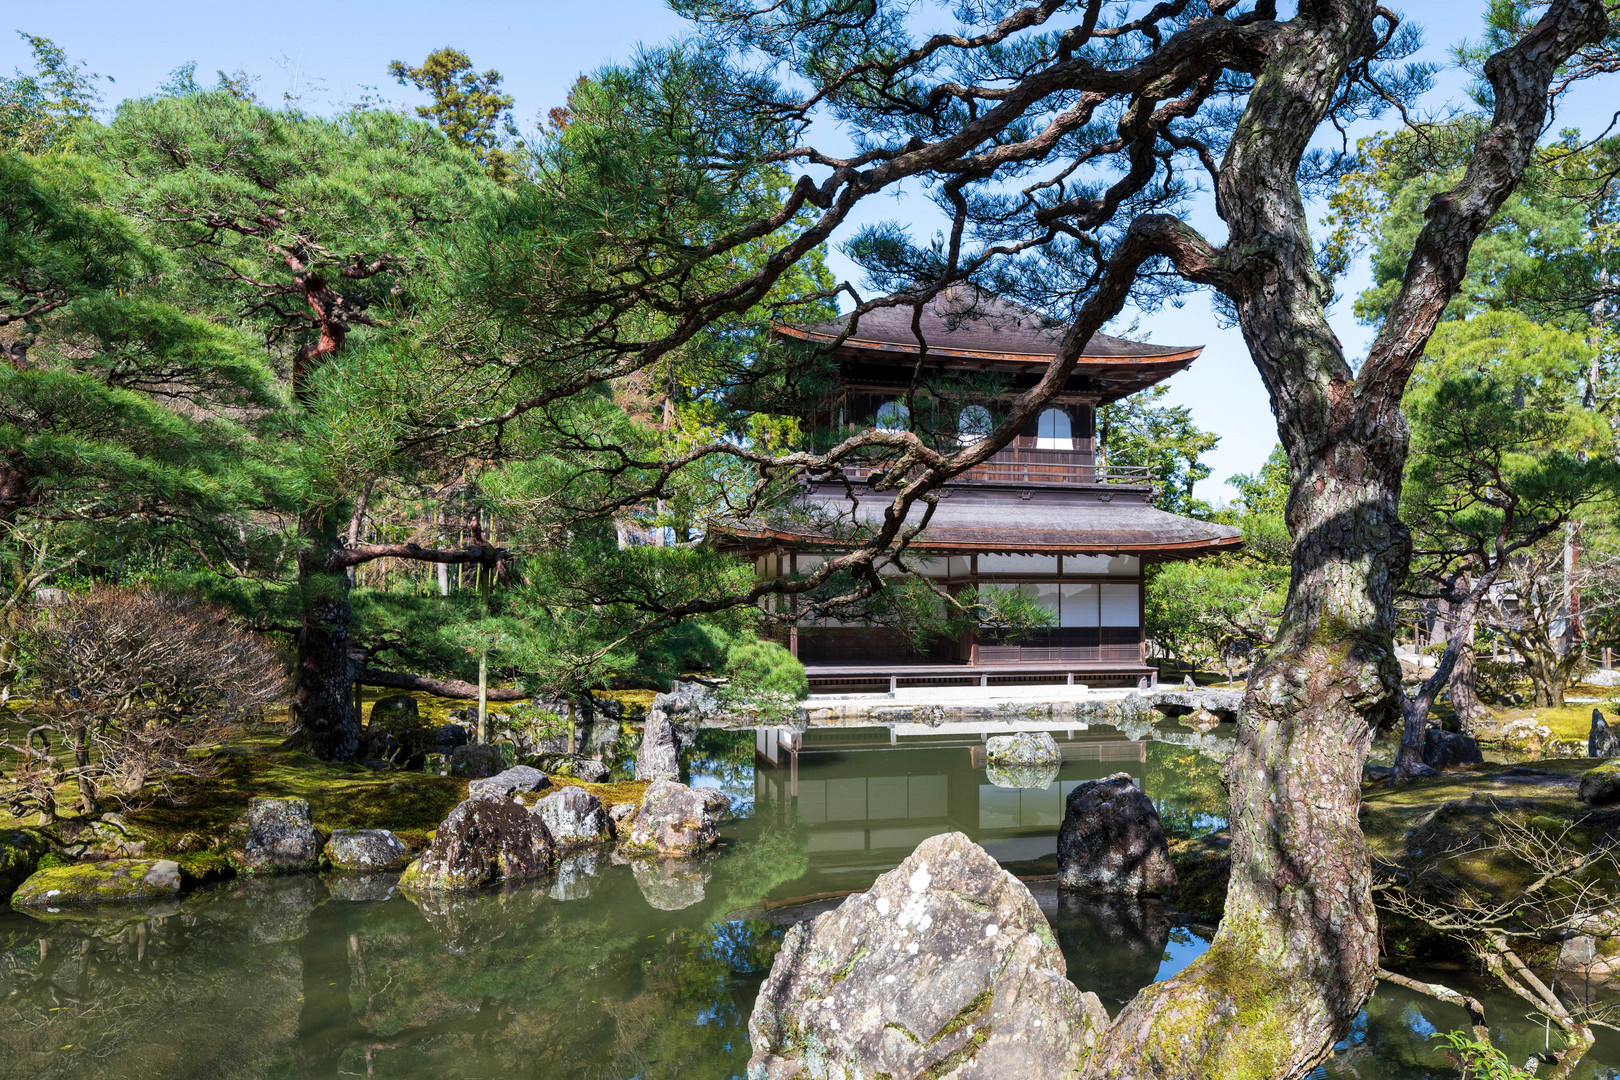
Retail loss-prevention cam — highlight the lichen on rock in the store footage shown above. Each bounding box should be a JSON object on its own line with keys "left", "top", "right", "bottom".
{"left": 399, "top": 795, "right": 555, "bottom": 891}
{"left": 621, "top": 780, "right": 727, "bottom": 856}
{"left": 746, "top": 831, "right": 1108, "bottom": 1080}
{"left": 1057, "top": 772, "right": 1176, "bottom": 895}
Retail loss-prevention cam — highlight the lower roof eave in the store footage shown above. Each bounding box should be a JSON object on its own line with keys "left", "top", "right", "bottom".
{"left": 714, "top": 527, "right": 1243, "bottom": 560}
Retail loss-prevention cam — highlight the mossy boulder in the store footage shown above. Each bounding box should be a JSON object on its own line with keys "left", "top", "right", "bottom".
{"left": 0, "top": 828, "right": 50, "bottom": 901}
{"left": 11, "top": 858, "right": 182, "bottom": 909}
{"left": 747, "top": 831, "right": 1109, "bottom": 1079}
{"left": 235, "top": 797, "right": 321, "bottom": 874}
{"left": 620, "top": 780, "right": 727, "bottom": 855}
{"left": 1581, "top": 760, "right": 1620, "bottom": 806}
{"left": 398, "top": 796, "right": 555, "bottom": 891}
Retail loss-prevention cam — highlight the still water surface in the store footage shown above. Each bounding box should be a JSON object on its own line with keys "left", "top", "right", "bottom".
{"left": 1, "top": 721, "right": 1615, "bottom": 1079}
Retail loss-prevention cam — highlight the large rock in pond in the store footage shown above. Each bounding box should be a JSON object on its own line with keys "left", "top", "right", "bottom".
{"left": 622, "top": 780, "right": 728, "bottom": 856}
{"left": 1057, "top": 773, "right": 1175, "bottom": 895}
{"left": 237, "top": 797, "right": 321, "bottom": 873}
{"left": 1581, "top": 761, "right": 1620, "bottom": 806}
{"left": 1592, "top": 709, "right": 1620, "bottom": 758}
{"left": 747, "top": 831, "right": 1109, "bottom": 1080}
{"left": 399, "top": 796, "right": 555, "bottom": 891}
{"left": 11, "top": 858, "right": 182, "bottom": 909}
{"left": 0, "top": 828, "right": 50, "bottom": 901}
{"left": 532, "top": 753, "right": 611, "bottom": 783}
{"left": 325, "top": 829, "right": 409, "bottom": 872}
{"left": 1424, "top": 729, "right": 1485, "bottom": 769}
{"left": 985, "top": 731, "right": 1061, "bottom": 769}
{"left": 534, "top": 786, "right": 613, "bottom": 848}
{"left": 467, "top": 765, "right": 549, "bottom": 799}
{"left": 635, "top": 708, "right": 681, "bottom": 781}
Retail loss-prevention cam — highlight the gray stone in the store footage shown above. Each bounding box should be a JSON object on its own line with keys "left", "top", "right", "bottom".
{"left": 652, "top": 679, "right": 722, "bottom": 718}
{"left": 369, "top": 694, "right": 419, "bottom": 724}
{"left": 238, "top": 797, "right": 320, "bottom": 873}
{"left": 11, "top": 858, "right": 182, "bottom": 909}
{"left": 435, "top": 723, "right": 470, "bottom": 750}
{"left": 60, "top": 813, "right": 149, "bottom": 859}
{"left": 399, "top": 797, "right": 555, "bottom": 891}
{"left": 1057, "top": 773, "right": 1175, "bottom": 895}
{"left": 1580, "top": 762, "right": 1620, "bottom": 807}
{"left": 984, "top": 731, "right": 1060, "bottom": 769}
{"left": 1591, "top": 709, "right": 1620, "bottom": 758}
{"left": 1588, "top": 668, "right": 1620, "bottom": 687}
{"left": 535, "top": 754, "right": 611, "bottom": 783}
{"left": 635, "top": 708, "right": 681, "bottom": 781}
{"left": 1150, "top": 689, "right": 1243, "bottom": 721}
{"left": 534, "top": 785, "right": 614, "bottom": 848}
{"left": 450, "top": 744, "right": 504, "bottom": 779}
{"left": 467, "top": 765, "right": 549, "bottom": 799}
{"left": 622, "top": 780, "right": 726, "bottom": 855}
{"left": 608, "top": 801, "right": 638, "bottom": 827}
{"left": 325, "top": 829, "right": 409, "bottom": 871}
{"left": 632, "top": 855, "right": 712, "bottom": 910}
{"left": 1424, "top": 729, "right": 1485, "bottom": 769}
{"left": 747, "top": 831, "right": 1109, "bottom": 1080}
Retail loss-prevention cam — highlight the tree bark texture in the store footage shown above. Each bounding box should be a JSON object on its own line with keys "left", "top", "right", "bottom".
{"left": 287, "top": 511, "right": 360, "bottom": 762}
{"left": 287, "top": 507, "right": 508, "bottom": 759}
{"left": 1086, "top": 2, "right": 1609, "bottom": 1076}
{"left": 1450, "top": 640, "right": 1482, "bottom": 733}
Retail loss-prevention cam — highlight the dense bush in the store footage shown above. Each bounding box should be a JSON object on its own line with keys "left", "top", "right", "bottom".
{"left": 3, "top": 586, "right": 285, "bottom": 821}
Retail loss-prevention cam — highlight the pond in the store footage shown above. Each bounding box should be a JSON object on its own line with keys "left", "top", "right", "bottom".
{"left": 1, "top": 719, "right": 1615, "bottom": 1079}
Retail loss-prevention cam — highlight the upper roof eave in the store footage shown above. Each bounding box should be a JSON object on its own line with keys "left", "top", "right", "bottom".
{"left": 775, "top": 323, "right": 1204, "bottom": 367}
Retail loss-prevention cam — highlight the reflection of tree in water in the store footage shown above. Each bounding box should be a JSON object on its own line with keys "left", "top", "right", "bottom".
{"left": 0, "top": 906, "right": 304, "bottom": 1080}
{"left": 0, "top": 814, "right": 808, "bottom": 1080}
{"left": 1142, "top": 744, "right": 1228, "bottom": 838}
{"left": 682, "top": 729, "right": 757, "bottom": 815}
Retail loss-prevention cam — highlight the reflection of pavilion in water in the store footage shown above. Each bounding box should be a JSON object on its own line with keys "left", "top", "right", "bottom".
{"left": 754, "top": 724, "right": 1148, "bottom": 893}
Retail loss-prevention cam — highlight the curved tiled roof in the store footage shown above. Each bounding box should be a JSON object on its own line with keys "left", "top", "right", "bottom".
{"left": 780, "top": 289, "right": 1198, "bottom": 363}
{"left": 722, "top": 484, "right": 1242, "bottom": 558}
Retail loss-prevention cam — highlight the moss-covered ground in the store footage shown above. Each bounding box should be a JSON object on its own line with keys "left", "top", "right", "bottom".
{"left": 0, "top": 686, "right": 646, "bottom": 858}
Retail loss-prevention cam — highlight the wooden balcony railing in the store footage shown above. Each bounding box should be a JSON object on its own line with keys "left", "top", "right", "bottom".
{"left": 830, "top": 446, "right": 1154, "bottom": 488}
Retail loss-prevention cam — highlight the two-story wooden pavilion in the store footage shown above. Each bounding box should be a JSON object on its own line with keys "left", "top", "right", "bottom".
{"left": 718, "top": 290, "right": 1241, "bottom": 694}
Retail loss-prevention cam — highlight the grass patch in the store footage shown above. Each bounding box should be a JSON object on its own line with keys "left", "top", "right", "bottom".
{"left": 1488, "top": 703, "right": 1603, "bottom": 744}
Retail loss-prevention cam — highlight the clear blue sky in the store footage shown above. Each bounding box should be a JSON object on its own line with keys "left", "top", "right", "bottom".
{"left": 7, "top": 3, "right": 1612, "bottom": 502}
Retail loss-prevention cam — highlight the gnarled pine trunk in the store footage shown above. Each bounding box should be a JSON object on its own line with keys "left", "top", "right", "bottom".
{"left": 287, "top": 511, "right": 360, "bottom": 761}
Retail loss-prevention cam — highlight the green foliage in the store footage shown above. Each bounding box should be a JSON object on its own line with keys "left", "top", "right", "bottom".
{"left": 1145, "top": 446, "right": 1289, "bottom": 673}
{"left": 1430, "top": 1029, "right": 1524, "bottom": 1080}
{"left": 388, "top": 47, "right": 520, "bottom": 181}
{"left": 1098, "top": 384, "right": 1220, "bottom": 516}
{"left": 717, "top": 638, "right": 807, "bottom": 720}
{"left": 1328, "top": 120, "right": 1620, "bottom": 333}
{"left": 721, "top": 638, "right": 807, "bottom": 699}
{"left": 0, "top": 34, "right": 106, "bottom": 153}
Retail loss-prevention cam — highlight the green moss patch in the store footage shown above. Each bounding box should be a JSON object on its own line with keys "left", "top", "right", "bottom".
{"left": 11, "top": 858, "right": 180, "bottom": 908}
